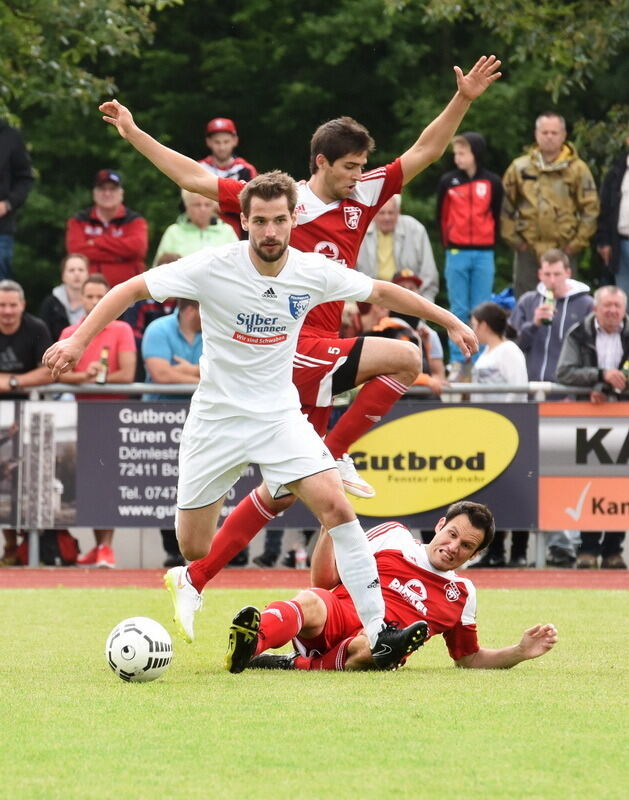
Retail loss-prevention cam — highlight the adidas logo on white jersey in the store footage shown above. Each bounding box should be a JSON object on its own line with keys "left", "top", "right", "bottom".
{"left": 262, "top": 287, "right": 277, "bottom": 298}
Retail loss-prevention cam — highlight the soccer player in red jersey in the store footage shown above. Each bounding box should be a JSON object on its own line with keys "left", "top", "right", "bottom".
{"left": 225, "top": 501, "right": 559, "bottom": 673}
{"left": 99, "top": 54, "right": 501, "bottom": 610}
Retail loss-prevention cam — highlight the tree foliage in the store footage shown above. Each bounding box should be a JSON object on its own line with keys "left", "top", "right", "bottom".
{"left": 0, "top": 1, "right": 183, "bottom": 122}
{"left": 4, "top": 0, "right": 629, "bottom": 308}
{"left": 423, "top": 0, "right": 629, "bottom": 99}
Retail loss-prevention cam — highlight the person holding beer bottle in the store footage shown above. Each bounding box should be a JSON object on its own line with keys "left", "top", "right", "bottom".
{"left": 509, "top": 248, "right": 594, "bottom": 567}
{"left": 509, "top": 248, "right": 593, "bottom": 383}
{"left": 58, "top": 273, "right": 136, "bottom": 567}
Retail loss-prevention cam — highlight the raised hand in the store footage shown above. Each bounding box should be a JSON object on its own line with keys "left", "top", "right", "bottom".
{"left": 98, "top": 99, "right": 136, "bottom": 139}
{"left": 454, "top": 55, "right": 502, "bottom": 101}
{"left": 518, "top": 623, "right": 558, "bottom": 660}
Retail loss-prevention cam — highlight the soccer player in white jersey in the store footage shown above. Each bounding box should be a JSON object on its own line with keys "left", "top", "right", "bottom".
{"left": 97, "top": 55, "right": 501, "bottom": 604}
{"left": 44, "top": 171, "right": 484, "bottom": 669}
{"left": 225, "top": 501, "right": 559, "bottom": 673}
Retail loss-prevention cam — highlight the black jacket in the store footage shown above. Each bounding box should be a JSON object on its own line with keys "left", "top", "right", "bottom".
{"left": 0, "top": 121, "right": 35, "bottom": 236}
{"left": 556, "top": 313, "right": 629, "bottom": 396}
{"left": 39, "top": 294, "right": 71, "bottom": 342}
{"left": 596, "top": 150, "right": 629, "bottom": 275}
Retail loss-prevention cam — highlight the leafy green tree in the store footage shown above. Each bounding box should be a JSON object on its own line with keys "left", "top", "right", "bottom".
{"left": 423, "top": 0, "right": 629, "bottom": 100}
{"left": 6, "top": 0, "right": 629, "bottom": 310}
{"left": 0, "top": 0, "right": 181, "bottom": 303}
{"left": 0, "top": 0, "right": 182, "bottom": 121}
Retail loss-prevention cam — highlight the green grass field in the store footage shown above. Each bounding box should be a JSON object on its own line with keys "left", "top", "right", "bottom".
{"left": 1, "top": 587, "right": 627, "bottom": 799}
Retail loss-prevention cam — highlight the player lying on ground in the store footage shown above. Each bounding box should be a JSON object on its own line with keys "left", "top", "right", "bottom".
{"left": 97, "top": 56, "right": 500, "bottom": 609}
{"left": 225, "top": 501, "right": 559, "bottom": 672}
{"left": 43, "top": 171, "right": 479, "bottom": 669}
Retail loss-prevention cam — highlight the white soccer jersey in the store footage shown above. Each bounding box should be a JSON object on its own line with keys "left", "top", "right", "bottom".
{"left": 144, "top": 241, "right": 373, "bottom": 419}
{"left": 219, "top": 160, "right": 403, "bottom": 334}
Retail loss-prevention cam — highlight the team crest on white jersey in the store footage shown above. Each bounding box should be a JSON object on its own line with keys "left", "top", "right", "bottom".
{"left": 288, "top": 293, "right": 311, "bottom": 319}
{"left": 444, "top": 581, "right": 461, "bottom": 602}
{"left": 344, "top": 205, "right": 362, "bottom": 230}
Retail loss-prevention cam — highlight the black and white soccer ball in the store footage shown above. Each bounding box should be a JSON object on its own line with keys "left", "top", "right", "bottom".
{"left": 105, "top": 617, "right": 173, "bottom": 682}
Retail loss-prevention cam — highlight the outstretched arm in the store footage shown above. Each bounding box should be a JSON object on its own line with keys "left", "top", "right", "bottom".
{"left": 98, "top": 100, "right": 220, "bottom": 199}
{"left": 367, "top": 280, "right": 478, "bottom": 358}
{"left": 43, "top": 275, "right": 150, "bottom": 379}
{"left": 455, "top": 623, "right": 558, "bottom": 669}
{"left": 400, "top": 55, "right": 502, "bottom": 185}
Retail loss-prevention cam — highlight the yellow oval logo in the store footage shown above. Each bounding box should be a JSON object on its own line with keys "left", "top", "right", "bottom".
{"left": 349, "top": 408, "right": 519, "bottom": 515}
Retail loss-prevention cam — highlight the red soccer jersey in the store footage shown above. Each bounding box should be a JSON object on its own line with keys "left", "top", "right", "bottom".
{"left": 200, "top": 156, "right": 259, "bottom": 239}
{"left": 218, "top": 159, "right": 404, "bottom": 336}
{"left": 332, "top": 521, "right": 480, "bottom": 661}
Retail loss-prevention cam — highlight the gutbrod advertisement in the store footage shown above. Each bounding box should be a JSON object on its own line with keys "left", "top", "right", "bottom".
{"left": 347, "top": 401, "right": 538, "bottom": 529}
{"left": 74, "top": 400, "right": 538, "bottom": 529}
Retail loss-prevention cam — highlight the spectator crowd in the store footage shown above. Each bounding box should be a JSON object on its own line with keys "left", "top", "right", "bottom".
{"left": 1, "top": 110, "right": 628, "bottom": 570}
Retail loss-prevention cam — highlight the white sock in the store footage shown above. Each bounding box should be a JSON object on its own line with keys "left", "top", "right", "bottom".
{"left": 328, "top": 520, "right": 385, "bottom": 647}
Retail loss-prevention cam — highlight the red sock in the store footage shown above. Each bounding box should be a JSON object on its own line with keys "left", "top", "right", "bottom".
{"left": 254, "top": 601, "right": 304, "bottom": 655}
{"left": 324, "top": 376, "right": 407, "bottom": 458}
{"left": 294, "top": 637, "right": 353, "bottom": 671}
{"left": 186, "top": 489, "right": 276, "bottom": 593}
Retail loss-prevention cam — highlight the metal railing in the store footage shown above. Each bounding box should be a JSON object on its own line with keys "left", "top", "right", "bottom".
{"left": 24, "top": 381, "right": 607, "bottom": 400}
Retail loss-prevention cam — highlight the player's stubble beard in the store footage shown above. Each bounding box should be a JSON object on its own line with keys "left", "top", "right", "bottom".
{"left": 250, "top": 234, "right": 290, "bottom": 264}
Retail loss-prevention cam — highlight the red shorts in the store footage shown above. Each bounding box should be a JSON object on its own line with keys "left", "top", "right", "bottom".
{"left": 293, "top": 334, "right": 362, "bottom": 436}
{"left": 294, "top": 587, "right": 362, "bottom": 657}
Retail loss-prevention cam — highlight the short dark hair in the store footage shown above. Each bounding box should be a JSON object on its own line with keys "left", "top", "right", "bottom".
{"left": 471, "top": 301, "right": 509, "bottom": 337}
{"left": 309, "top": 116, "right": 375, "bottom": 174}
{"left": 60, "top": 253, "right": 89, "bottom": 278}
{"left": 177, "top": 298, "right": 199, "bottom": 312}
{"left": 82, "top": 273, "right": 110, "bottom": 292}
{"left": 239, "top": 170, "right": 298, "bottom": 217}
{"left": 444, "top": 500, "right": 495, "bottom": 553}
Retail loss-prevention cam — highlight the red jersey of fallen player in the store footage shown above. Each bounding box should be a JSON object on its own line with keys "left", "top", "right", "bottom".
{"left": 330, "top": 521, "right": 480, "bottom": 661}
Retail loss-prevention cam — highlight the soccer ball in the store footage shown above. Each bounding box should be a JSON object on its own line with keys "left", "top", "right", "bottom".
{"left": 105, "top": 617, "right": 173, "bottom": 682}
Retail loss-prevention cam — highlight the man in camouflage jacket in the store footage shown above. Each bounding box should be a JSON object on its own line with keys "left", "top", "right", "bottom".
{"left": 501, "top": 112, "right": 599, "bottom": 298}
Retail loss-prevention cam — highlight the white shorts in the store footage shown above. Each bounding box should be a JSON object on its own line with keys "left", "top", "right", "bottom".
{"left": 177, "top": 408, "right": 337, "bottom": 508}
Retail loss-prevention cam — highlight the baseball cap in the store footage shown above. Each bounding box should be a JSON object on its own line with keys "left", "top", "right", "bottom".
{"left": 94, "top": 169, "right": 122, "bottom": 188}
{"left": 392, "top": 269, "right": 423, "bottom": 289}
{"left": 206, "top": 117, "right": 237, "bottom": 136}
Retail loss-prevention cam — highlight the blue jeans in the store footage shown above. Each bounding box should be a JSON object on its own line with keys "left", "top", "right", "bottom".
{"left": 444, "top": 248, "right": 495, "bottom": 363}
{"left": 616, "top": 238, "right": 629, "bottom": 297}
{"left": 0, "top": 235, "right": 14, "bottom": 280}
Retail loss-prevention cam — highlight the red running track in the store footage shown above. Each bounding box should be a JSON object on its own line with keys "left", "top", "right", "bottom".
{"left": 0, "top": 567, "right": 627, "bottom": 590}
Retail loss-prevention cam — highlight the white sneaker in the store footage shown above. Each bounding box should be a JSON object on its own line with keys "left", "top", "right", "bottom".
{"left": 335, "top": 453, "right": 376, "bottom": 498}
{"left": 164, "top": 566, "right": 202, "bottom": 643}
